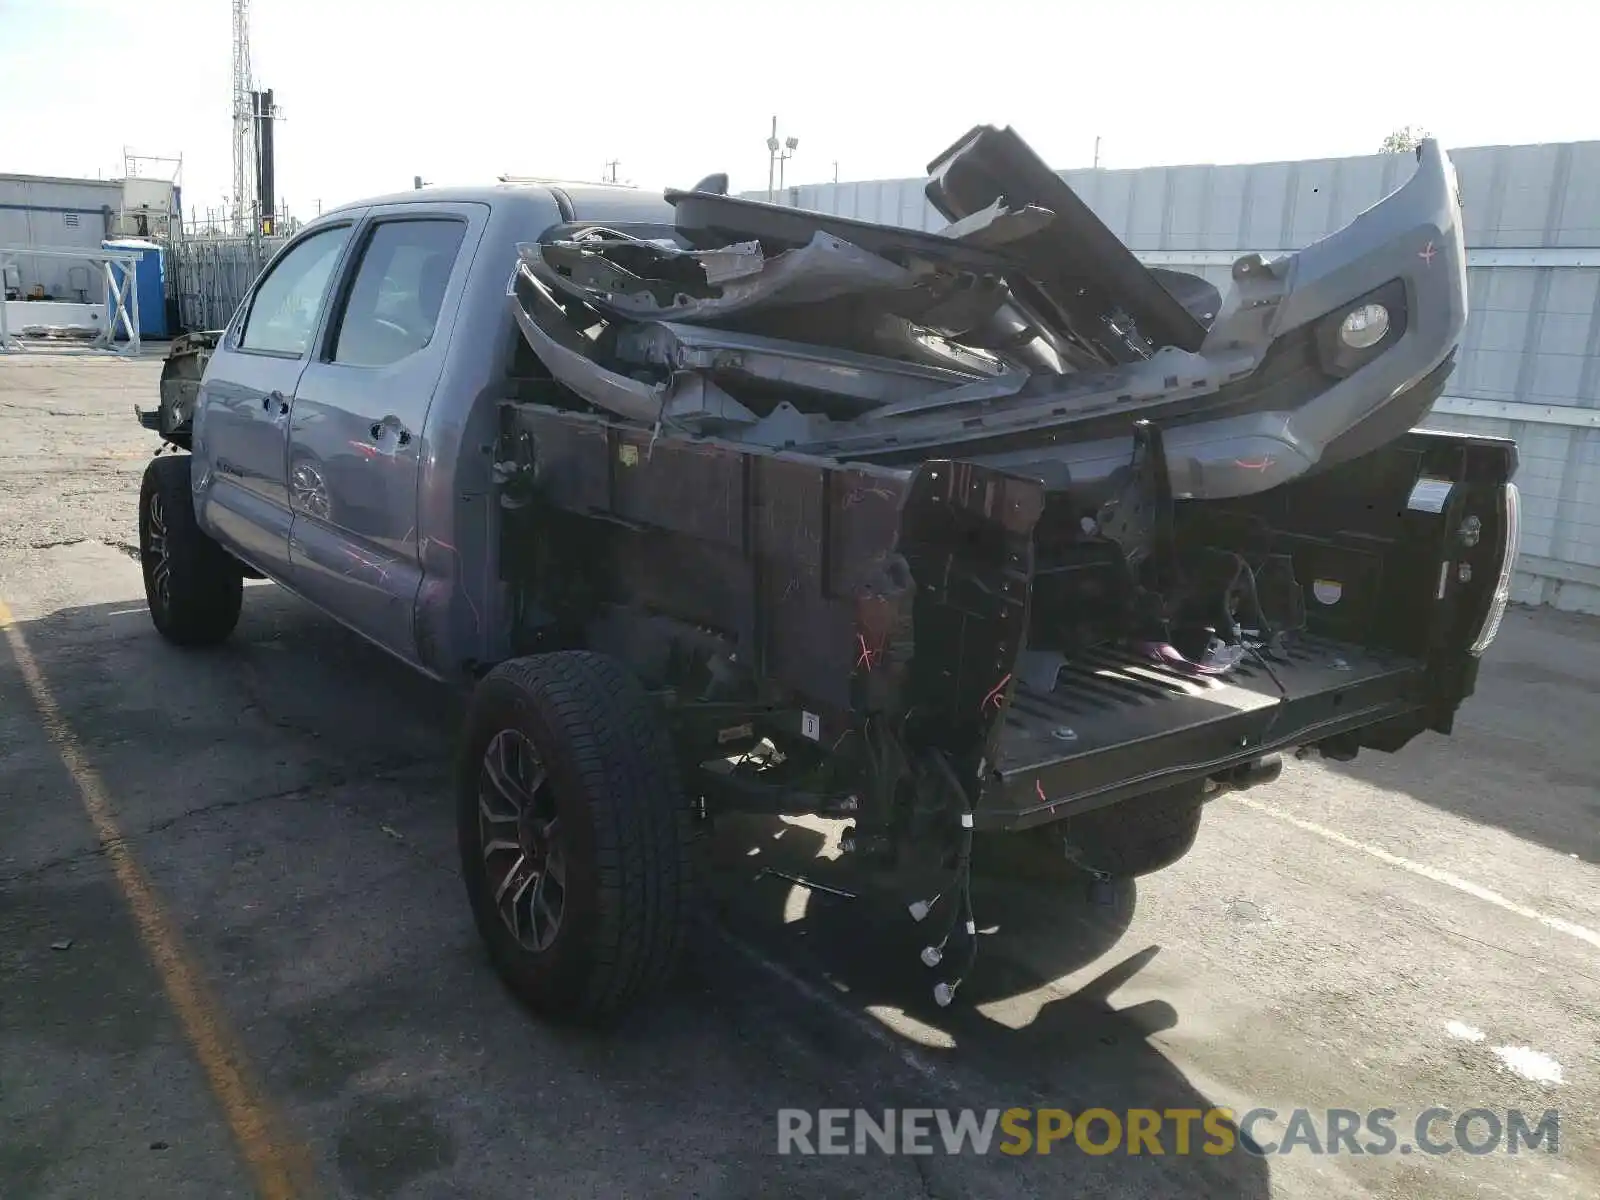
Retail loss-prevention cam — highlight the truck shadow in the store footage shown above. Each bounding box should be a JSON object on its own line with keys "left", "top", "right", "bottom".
{"left": 699, "top": 814, "right": 1270, "bottom": 1196}
{"left": 1316, "top": 606, "right": 1600, "bottom": 864}
{"left": 2, "top": 583, "right": 1269, "bottom": 1200}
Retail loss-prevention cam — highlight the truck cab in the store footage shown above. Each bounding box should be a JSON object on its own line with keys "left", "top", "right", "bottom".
{"left": 160, "top": 182, "right": 670, "bottom": 674}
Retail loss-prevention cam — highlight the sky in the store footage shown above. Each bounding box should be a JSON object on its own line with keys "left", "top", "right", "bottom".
{"left": 2, "top": 0, "right": 1597, "bottom": 222}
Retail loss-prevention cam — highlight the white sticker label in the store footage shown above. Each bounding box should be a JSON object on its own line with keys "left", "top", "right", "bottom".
{"left": 1313, "top": 579, "right": 1343, "bottom": 605}
{"left": 801, "top": 711, "right": 821, "bottom": 741}
{"left": 1407, "top": 476, "right": 1453, "bottom": 514}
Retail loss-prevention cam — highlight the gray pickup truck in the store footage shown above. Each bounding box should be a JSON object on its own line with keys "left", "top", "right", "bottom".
{"left": 136, "top": 126, "right": 1521, "bottom": 1023}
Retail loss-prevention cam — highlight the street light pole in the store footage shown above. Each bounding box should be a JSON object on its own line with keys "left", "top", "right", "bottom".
{"left": 766, "top": 116, "right": 799, "bottom": 203}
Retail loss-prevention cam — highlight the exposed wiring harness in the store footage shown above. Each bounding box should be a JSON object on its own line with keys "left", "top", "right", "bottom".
{"left": 1220, "top": 550, "right": 1302, "bottom": 746}
{"left": 1140, "top": 547, "right": 1302, "bottom": 741}
{"left": 911, "top": 751, "right": 980, "bottom": 1006}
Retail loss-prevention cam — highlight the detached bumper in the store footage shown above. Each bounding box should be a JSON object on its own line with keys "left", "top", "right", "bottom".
{"left": 512, "top": 134, "right": 1466, "bottom": 507}
{"left": 801, "top": 139, "right": 1470, "bottom": 502}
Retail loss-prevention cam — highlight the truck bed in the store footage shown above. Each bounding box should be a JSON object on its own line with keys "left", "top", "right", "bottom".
{"left": 985, "top": 635, "right": 1424, "bottom": 828}
{"left": 499, "top": 398, "right": 1515, "bottom": 840}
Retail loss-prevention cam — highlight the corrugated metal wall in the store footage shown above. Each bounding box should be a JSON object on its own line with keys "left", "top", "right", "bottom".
{"left": 747, "top": 141, "right": 1600, "bottom": 614}
{"left": 0, "top": 174, "right": 122, "bottom": 299}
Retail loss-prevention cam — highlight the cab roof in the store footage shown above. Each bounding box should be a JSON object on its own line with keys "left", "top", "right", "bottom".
{"left": 320, "top": 180, "right": 677, "bottom": 229}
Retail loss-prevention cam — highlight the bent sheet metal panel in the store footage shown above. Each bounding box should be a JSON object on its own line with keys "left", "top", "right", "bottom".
{"left": 510, "top": 405, "right": 912, "bottom": 716}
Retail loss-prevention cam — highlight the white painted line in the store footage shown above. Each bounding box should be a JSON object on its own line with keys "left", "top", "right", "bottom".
{"left": 1445, "top": 1022, "right": 1564, "bottom": 1084}
{"left": 1492, "top": 1045, "right": 1564, "bottom": 1086}
{"left": 1231, "top": 794, "right": 1600, "bottom": 952}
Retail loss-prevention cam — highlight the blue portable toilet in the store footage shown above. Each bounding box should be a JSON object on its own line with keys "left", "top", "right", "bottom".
{"left": 101, "top": 238, "right": 169, "bottom": 340}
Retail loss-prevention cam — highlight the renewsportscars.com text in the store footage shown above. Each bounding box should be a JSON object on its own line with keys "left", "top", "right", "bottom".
{"left": 776, "top": 1107, "right": 1561, "bottom": 1157}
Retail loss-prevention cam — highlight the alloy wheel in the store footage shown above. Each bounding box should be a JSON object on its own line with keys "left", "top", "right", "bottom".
{"left": 478, "top": 728, "right": 566, "bottom": 953}
{"left": 145, "top": 494, "right": 172, "bottom": 610}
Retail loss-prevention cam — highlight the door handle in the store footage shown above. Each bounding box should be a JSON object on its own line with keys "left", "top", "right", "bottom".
{"left": 262, "top": 389, "right": 284, "bottom": 412}
{"left": 371, "top": 418, "right": 412, "bottom": 447}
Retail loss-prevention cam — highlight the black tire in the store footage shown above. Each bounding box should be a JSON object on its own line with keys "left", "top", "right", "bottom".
{"left": 976, "top": 782, "right": 1207, "bottom": 882}
{"left": 457, "top": 651, "right": 696, "bottom": 1024}
{"left": 138, "top": 454, "right": 243, "bottom": 647}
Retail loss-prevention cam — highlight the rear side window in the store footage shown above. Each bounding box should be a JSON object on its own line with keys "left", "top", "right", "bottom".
{"left": 331, "top": 218, "right": 467, "bottom": 368}
{"left": 238, "top": 225, "right": 350, "bottom": 355}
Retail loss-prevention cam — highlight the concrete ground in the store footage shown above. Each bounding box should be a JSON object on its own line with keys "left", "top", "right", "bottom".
{"left": 1, "top": 351, "right": 1595, "bottom": 1200}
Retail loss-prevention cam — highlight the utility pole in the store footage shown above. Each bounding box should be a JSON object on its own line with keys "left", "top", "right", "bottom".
{"left": 1093, "top": 136, "right": 1102, "bottom": 169}
{"left": 251, "top": 88, "right": 279, "bottom": 235}
{"left": 603, "top": 159, "right": 621, "bottom": 183}
{"left": 832, "top": 161, "right": 839, "bottom": 183}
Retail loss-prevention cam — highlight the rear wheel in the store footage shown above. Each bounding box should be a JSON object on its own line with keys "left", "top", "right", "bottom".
{"left": 138, "top": 455, "right": 243, "bottom": 647}
{"left": 457, "top": 651, "right": 697, "bottom": 1024}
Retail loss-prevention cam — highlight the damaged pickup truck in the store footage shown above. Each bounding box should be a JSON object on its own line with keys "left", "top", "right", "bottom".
{"left": 135, "top": 125, "right": 1519, "bottom": 1022}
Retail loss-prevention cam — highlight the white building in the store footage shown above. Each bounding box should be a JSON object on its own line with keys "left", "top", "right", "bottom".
{"left": 2, "top": 171, "right": 178, "bottom": 293}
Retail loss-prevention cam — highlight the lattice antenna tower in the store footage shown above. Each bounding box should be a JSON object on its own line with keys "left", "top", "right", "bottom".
{"left": 231, "top": 0, "right": 256, "bottom": 233}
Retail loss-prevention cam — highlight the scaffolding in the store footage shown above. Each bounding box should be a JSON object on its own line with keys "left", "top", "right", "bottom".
{"left": 0, "top": 244, "right": 143, "bottom": 355}
{"left": 232, "top": 0, "right": 256, "bottom": 235}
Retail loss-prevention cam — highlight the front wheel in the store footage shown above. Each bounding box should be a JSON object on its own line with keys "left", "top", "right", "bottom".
{"left": 138, "top": 454, "right": 243, "bottom": 647}
{"left": 456, "top": 652, "right": 697, "bottom": 1024}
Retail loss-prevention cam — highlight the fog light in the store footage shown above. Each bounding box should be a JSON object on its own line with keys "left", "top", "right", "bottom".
{"left": 1339, "top": 303, "right": 1390, "bottom": 349}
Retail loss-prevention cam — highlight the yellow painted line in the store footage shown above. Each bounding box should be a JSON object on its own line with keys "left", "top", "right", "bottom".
{"left": 0, "top": 597, "right": 312, "bottom": 1200}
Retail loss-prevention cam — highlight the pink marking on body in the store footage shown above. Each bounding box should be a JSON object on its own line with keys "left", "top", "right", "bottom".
{"left": 981, "top": 673, "right": 1012, "bottom": 714}
{"left": 855, "top": 634, "right": 881, "bottom": 672}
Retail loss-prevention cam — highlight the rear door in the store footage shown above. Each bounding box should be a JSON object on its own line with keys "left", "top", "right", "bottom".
{"left": 194, "top": 219, "right": 359, "bottom": 576}
{"left": 286, "top": 202, "right": 482, "bottom": 663}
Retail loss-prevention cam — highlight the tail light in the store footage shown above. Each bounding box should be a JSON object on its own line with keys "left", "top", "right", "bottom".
{"left": 1468, "top": 483, "right": 1520, "bottom": 656}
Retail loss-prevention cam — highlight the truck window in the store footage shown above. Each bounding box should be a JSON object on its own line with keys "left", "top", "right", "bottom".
{"left": 238, "top": 225, "right": 350, "bottom": 356}
{"left": 330, "top": 218, "right": 467, "bottom": 368}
